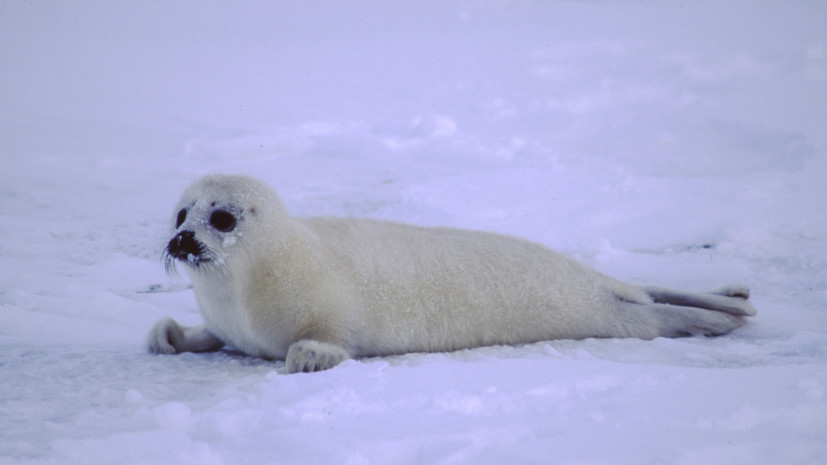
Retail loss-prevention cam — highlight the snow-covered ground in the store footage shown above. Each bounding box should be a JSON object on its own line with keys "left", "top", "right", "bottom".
{"left": 2, "top": 1, "right": 826, "bottom": 463}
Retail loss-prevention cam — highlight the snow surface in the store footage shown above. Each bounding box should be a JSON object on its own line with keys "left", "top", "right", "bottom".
{"left": 2, "top": 1, "right": 826, "bottom": 464}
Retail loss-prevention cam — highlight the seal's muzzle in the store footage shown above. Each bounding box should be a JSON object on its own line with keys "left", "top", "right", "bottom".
{"left": 167, "top": 230, "right": 205, "bottom": 262}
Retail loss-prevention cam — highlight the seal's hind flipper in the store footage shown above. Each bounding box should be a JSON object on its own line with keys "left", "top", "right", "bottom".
{"left": 709, "top": 284, "right": 750, "bottom": 300}
{"left": 642, "top": 285, "right": 756, "bottom": 317}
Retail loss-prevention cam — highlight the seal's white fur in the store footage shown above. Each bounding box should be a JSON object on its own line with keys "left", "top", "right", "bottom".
{"left": 147, "top": 174, "right": 756, "bottom": 372}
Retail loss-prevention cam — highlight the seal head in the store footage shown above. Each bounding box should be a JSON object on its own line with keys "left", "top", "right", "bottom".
{"left": 161, "top": 174, "right": 280, "bottom": 277}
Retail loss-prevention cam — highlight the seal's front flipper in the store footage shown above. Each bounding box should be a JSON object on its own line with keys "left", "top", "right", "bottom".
{"left": 146, "top": 318, "right": 225, "bottom": 355}
{"left": 286, "top": 340, "right": 350, "bottom": 373}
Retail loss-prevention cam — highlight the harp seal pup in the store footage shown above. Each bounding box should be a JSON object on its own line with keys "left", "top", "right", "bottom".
{"left": 146, "top": 174, "right": 756, "bottom": 373}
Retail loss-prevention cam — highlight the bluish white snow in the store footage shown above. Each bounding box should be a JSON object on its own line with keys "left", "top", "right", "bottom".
{"left": 1, "top": 1, "right": 826, "bottom": 464}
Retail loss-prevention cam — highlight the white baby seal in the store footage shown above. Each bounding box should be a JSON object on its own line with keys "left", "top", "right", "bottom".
{"left": 146, "top": 174, "right": 756, "bottom": 372}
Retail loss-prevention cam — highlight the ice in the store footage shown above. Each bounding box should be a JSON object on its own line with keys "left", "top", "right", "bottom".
{"left": 2, "top": 1, "right": 826, "bottom": 464}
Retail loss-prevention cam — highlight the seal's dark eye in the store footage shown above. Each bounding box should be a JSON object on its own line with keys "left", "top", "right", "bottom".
{"left": 175, "top": 209, "right": 187, "bottom": 229}
{"left": 209, "top": 210, "right": 237, "bottom": 233}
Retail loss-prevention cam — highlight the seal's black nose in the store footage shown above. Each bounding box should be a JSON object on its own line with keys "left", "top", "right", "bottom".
{"left": 167, "top": 230, "right": 204, "bottom": 260}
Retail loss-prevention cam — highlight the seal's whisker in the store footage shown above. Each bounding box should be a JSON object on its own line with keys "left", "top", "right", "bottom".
{"left": 162, "top": 247, "right": 184, "bottom": 283}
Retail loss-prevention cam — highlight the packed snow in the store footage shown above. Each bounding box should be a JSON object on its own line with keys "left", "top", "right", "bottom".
{"left": 2, "top": 1, "right": 826, "bottom": 464}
